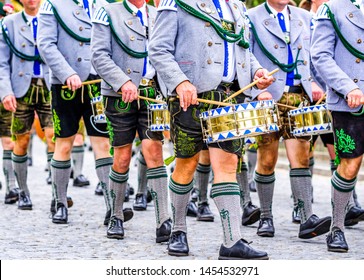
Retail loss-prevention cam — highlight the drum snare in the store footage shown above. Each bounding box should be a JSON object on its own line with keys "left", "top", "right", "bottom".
{"left": 200, "top": 100, "right": 279, "bottom": 143}
{"left": 91, "top": 96, "right": 107, "bottom": 123}
{"left": 148, "top": 103, "right": 170, "bottom": 131}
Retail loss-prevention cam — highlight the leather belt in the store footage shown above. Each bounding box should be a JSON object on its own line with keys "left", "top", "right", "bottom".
{"left": 283, "top": 85, "right": 303, "bottom": 94}
{"left": 31, "top": 78, "right": 44, "bottom": 87}
{"left": 139, "top": 78, "right": 155, "bottom": 87}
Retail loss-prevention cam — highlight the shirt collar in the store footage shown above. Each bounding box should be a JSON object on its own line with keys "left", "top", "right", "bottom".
{"left": 266, "top": 1, "right": 288, "bottom": 19}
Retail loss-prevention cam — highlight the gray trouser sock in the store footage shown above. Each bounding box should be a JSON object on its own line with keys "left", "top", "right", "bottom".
{"left": 3, "top": 150, "right": 16, "bottom": 192}
{"left": 331, "top": 171, "right": 356, "bottom": 231}
{"left": 247, "top": 148, "right": 257, "bottom": 185}
{"left": 95, "top": 157, "right": 113, "bottom": 212}
{"left": 169, "top": 178, "right": 193, "bottom": 233}
{"left": 12, "top": 153, "right": 29, "bottom": 196}
{"left": 290, "top": 168, "right": 313, "bottom": 223}
{"left": 309, "top": 156, "right": 314, "bottom": 201}
{"left": 137, "top": 151, "right": 148, "bottom": 195}
{"left": 255, "top": 171, "right": 275, "bottom": 219}
{"left": 211, "top": 182, "right": 242, "bottom": 248}
{"left": 147, "top": 166, "right": 169, "bottom": 227}
{"left": 71, "top": 145, "right": 84, "bottom": 178}
{"left": 51, "top": 159, "right": 71, "bottom": 207}
{"left": 194, "top": 163, "right": 211, "bottom": 205}
{"left": 237, "top": 162, "right": 251, "bottom": 209}
{"left": 109, "top": 168, "right": 128, "bottom": 220}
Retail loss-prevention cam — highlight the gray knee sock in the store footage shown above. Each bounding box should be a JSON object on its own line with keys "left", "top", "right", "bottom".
{"left": 211, "top": 182, "right": 242, "bottom": 247}
{"left": 147, "top": 166, "right": 169, "bottom": 227}
{"left": 195, "top": 163, "right": 211, "bottom": 205}
{"left": 247, "top": 149, "right": 257, "bottom": 185}
{"left": 12, "top": 153, "right": 29, "bottom": 195}
{"left": 71, "top": 145, "right": 84, "bottom": 178}
{"left": 137, "top": 151, "right": 148, "bottom": 195}
{"left": 3, "top": 150, "right": 16, "bottom": 192}
{"left": 109, "top": 168, "right": 128, "bottom": 220}
{"left": 255, "top": 171, "right": 275, "bottom": 219}
{"left": 51, "top": 159, "right": 71, "bottom": 207}
{"left": 290, "top": 168, "right": 313, "bottom": 223}
{"left": 331, "top": 171, "right": 356, "bottom": 231}
{"left": 169, "top": 178, "right": 193, "bottom": 233}
{"left": 95, "top": 157, "right": 113, "bottom": 212}
{"left": 237, "top": 162, "right": 251, "bottom": 209}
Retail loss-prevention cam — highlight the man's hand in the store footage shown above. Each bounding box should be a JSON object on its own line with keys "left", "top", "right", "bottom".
{"left": 257, "top": 91, "right": 273, "bottom": 101}
{"left": 176, "top": 81, "right": 198, "bottom": 111}
{"left": 311, "top": 81, "right": 324, "bottom": 102}
{"left": 66, "top": 74, "right": 82, "bottom": 91}
{"left": 2, "top": 95, "right": 17, "bottom": 112}
{"left": 347, "top": 88, "right": 364, "bottom": 108}
{"left": 120, "top": 81, "right": 138, "bottom": 103}
{"left": 254, "top": 68, "right": 274, "bottom": 90}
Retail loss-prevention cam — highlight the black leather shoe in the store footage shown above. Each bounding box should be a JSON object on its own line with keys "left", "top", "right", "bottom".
{"left": 186, "top": 201, "right": 198, "bottom": 217}
{"left": 168, "top": 231, "right": 189, "bottom": 256}
{"left": 129, "top": 185, "right": 135, "bottom": 196}
{"left": 345, "top": 206, "right": 364, "bottom": 227}
{"left": 124, "top": 184, "right": 130, "bottom": 202}
{"left": 219, "top": 238, "right": 269, "bottom": 260}
{"left": 52, "top": 203, "right": 68, "bottom": 224}
{"left": 46, "top": 174, "right": 52, "bottom": 185}
{"left": 4, "top": 188, "right": 20, "bottom": 204}
{"left": 147, "top": 190, "right": 153, "bottom": 203}
{"left": 94, "top": 182, "right": 103, "bottom": 196}
{"left": 197, "top": 202, "right": 214, "bottom": 222}
{"left": 292, "top": 206, "right": 301, "bottom": 224}
{"left": 133, "top": 193, "right": 147, "bottom": 211}
{"left": 156, "top": 218, "right": 172, "bottom": 243}
{"left": 299, "top": 214, "right": 331, "bottom": 239}
{"left": 107, "top": 216, "right": 124, "bottom": 239}
{"left": 123, "top": 208, "right": 134, "bottom": 222}
{"left": 18, "top": 191, "right": 32, "bottom": 210}
{"left": 249, "top": 181, "right": 257, "bottom": 192}
{"left": 190, "top": 188, "right": 198, "bottom": 202}
{"left": 242, "top": 201, "right": 260, "bottom": 226}
{"left": 327, "top": 228, "right": 349, "bottom": 253}
{"left": 257, "top": 218, "right": 275, "bottom": 237}
{"left": 73, "top": 174, "right": 90, "bottom": 187}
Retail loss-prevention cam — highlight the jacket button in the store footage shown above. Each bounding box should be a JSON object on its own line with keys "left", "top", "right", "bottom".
{"left": 274, "top": 44, "right": 278, "bottom": 49}
{"left": 207, "top": 41, "right": 213, "bottom": 46}
{"left": 201, "top": 3, "right": 206, "bottom": 7}
{"left": 357, "top": 39, "right": 362, "bottom": 44}
{"left": 356, "top": 58, "right": 361, "bottom": 63}
{"left": 128, "top": 21, "right": 132, "bottom": 25}
{"left": 22, "top": 43, "right": 26, "bottom": 48}
{"left": 77, "top": 57, "right": 82, "bottom": 62}
{"left": 241, "top": 63, "right": 245, "bottom": 68}
{"left": 79, "top": 42, "right": 84, "bottom": 46}
{"left": 354, "top": 78, "right": 358, "bottom": 83}
{"left": 79, "top": 26, "right": 83, "bottom": 31}
{"left": 19, "top": 72, "right": 24, "bottom": 77}
{"left": 264, "top": 20, "right": 269, "bottom": 25}
{"left": 205, "top": 22, "right": 210, "bottom": 27}
{"left": 76, "top": 11, "right": 80, "bottom": 15}
{"left": 207, "top": 59, "right": 212, "bottom": 64}
{"left": 127, "top": 68, "right": 131, "bottom": 74}
{"left": 303, "top": 60, "right": 307, "bottom": 65}
{"left": 298, "top": 44, "right": 302, "bottom": 50}
{"left": 349, "top": 13, "right": 354, "bottom": 18}
{"left": 130, "top": 36, "right": 135, "bottom": 41}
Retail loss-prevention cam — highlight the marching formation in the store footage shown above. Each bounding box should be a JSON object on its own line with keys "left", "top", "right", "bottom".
{"left": 1, "top": 0, "right": 364, "bottom": 260}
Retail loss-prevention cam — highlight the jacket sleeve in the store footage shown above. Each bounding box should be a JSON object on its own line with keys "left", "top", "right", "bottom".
{"left": 0, "top": 19, "right": 14, "bottom": 100}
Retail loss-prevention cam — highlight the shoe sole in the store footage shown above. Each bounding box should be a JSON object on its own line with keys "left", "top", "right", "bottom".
{"left": 345, "top": 212, "right": 364, "bottom": 227}
{"left": 168, "top": 250, "right": 189, "bottom": 257}
{"left": 299, "top": 219, "right": 331, "bottom": 239}
{"left": 328, "top": 247, "right": 348, "bottom": 253}
{"left": 52, "top": 219, "right": 68, "bottom": 224}
{"left": 257, "top": 231, "right": 274, "bottom": 238}
{"left": 5, "top": 198, "right": 18, "bottom": 204}
{"left": 107, "top": 234, "right": 124, "bottom": 240}
{"left": 73, "top": 183, "right": 90, "bottom": 187}
{"left": 292, "top": 218, "right": 301, "bottom": 224}
{"left": 18, "top": 206, "right": 33, "bottom": 210}
{"left": 242, "top": 209, "right": 261, "bottom": 226}
{"left": 133, "top": 206, "right": 147, "bottom": 211}
{"left": 197, "top": 216, "right": 214, "bottom": 222}
{"left": 94, "top": 191, "right": 103, "bottom": 196}
{"left": 123, "top": 209, "right": 134, "bottom": 222}
{"left": 218, "top": 255, "right": 269, "bottom": 260}
{"left": 156, "top": 235, "right": 170, "bottom": 243}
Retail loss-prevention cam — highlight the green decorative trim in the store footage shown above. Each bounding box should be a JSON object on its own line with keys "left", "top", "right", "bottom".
{"left": 325, "top": 3, "right": 364, "bottom": 60}
{"left": 48, "top": 0, "right": 91, "bottom": 42}
{"left": 1, "top": 19, "right": 43, "bottom": 62}
{"left": 220, "top": 209, "right": 233, "bottom": 243}
{"left": 52, "top": 109, "right": 61, "bottom": 136}
{"left": 60, "top": 88, "right": 76, "bottom": 101}
{"left": 106, "top": 116, "right": 114, "bottom": 156}
{"left": 335, "top": 128, "right": 355, "bottom": 154}
{"left": 114, "top": 98, "right": 131, "bottom": 113}
{"left": 176, "top": 129, "right": 195, "bottom": 157}
{"left": 175, "top": 0, "right": 249, "bottom": 48}
{"left": 11, "top": 116, "right": 24, "bottom": 134}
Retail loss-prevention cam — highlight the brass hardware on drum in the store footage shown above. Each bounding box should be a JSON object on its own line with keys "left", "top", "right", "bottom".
{"left": 223, "top": 68, "right": 280, "bottom": 102}
{"left": 61, "top": 79, "right": 102, "bottom": 89}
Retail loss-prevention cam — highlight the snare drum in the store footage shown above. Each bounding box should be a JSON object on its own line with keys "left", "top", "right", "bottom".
{"left": 288, "top": 104, "right": 332, "bottom": 137}
{"left": 200, "top": 100, "right": 279, "bottom": 143}
{"left": 148, "top": 103, "right": 170, "bottom": 131}
{"left": 91, "top": 96, "right": 106, "bottom": 123}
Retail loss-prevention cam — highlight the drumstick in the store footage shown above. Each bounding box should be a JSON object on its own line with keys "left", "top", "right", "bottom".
{"left": 223, "top": 68, "right": 280, "bottom": 102}
{"left": 117, "top": 91, "right": 166, "bottom": 104}
{"left": 61, "top": 79, "right": 102, "bottom": 89}
{"left": 315, "top": 93, "right": 326, "bottom": 105}
{"left": 176, "top": 96, "right": 232, "bottom": 107}
{"left": 276, "top": 103, "right": 297, "bottom": 110}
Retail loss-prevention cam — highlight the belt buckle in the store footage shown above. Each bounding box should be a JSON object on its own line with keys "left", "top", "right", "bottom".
{"left": 140, "top": 78, "right": 149, "bottom": 87}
